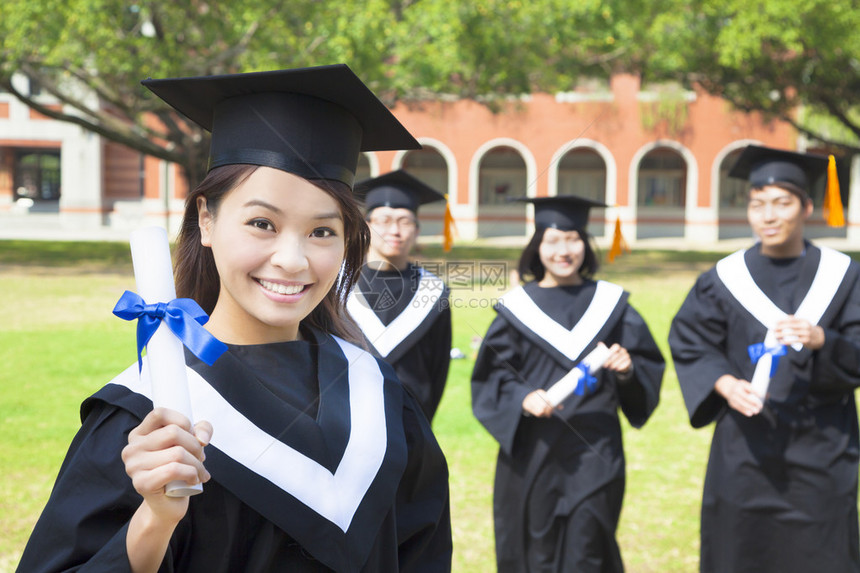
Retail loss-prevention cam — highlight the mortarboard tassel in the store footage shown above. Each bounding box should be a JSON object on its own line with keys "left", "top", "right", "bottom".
{"left": 443, "top": 194, "right": 457, "bottom": 252}
{"left": 823, "top": 155, "right": 845, "bottom": 227}
{"left": 608, "top": 215, "right": 630, "bottom": 263}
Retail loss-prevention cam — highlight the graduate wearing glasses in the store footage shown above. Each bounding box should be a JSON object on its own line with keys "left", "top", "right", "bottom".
{"left": 349, "top": 171, "right": 452, "bottom": 422}
{"left": 669, "top": 145, "right": 860, "bottom": 572}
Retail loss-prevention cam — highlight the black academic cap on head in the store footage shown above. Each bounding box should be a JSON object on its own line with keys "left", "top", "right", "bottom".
{"left": 355, "top": 170, "right": 446, "bottom": 213}
{"left": 728, "top": 145, "right": 828, "bottom": 196}
{"left": 141, "top": 64, "right": 421, "bottom": 188}
{"left": 513, "top": 195, "right": 607, "bottom": 232}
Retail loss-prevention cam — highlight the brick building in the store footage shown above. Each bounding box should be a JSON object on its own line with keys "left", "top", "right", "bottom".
{"left": 1, "top": 72, "right": 856, "bottom": 243}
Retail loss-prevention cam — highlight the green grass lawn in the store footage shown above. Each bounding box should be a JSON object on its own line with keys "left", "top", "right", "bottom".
{"left": 0, "top": 240, "right": 845, "bottom": 572}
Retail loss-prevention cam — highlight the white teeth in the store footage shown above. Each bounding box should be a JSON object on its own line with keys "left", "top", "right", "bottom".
{"left": 259, "top": 280, "right": 304, "bottom": 295}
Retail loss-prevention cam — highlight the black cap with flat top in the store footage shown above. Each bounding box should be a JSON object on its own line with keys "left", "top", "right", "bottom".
{"left": 512, "top": 195, "right": 607, "bottom": 232}
{"left": 728, "top": 145, "right": 828, "bottom": 196}
{"left": 354, "top": 170, "right": 446, "bottom": 213}
{"left": 141, "top": 64, "right": 421, "bottom": 188}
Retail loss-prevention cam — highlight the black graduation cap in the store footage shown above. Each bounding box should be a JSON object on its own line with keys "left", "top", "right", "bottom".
{"left": 728, "top": 145, "right": 828, "bottom": 194}
{"left": 513, "top": 195, "right": 607, "bottom": 232}
{"left": 354, "top": 170, "right": 446, "bottom": 213}
{"left": 142, "top": 64, "right": 421, "bottom": 188}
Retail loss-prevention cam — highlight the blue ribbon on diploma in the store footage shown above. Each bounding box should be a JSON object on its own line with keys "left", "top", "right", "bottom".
{"left": 112, "top": 290, "right": 228, "bottom": 371}
{"left": 574, "top": 362, "right": 598, "bottom": 396}
{"left": 747, "top": 342, "right": 787, "bottom": 377}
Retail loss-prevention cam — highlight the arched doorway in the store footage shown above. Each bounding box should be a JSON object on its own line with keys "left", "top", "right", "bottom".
{"left": 400, "top": 147, "right": 450, "bottom": 236}
{"left": 557, "top": 147, "right": 607, "bottom": 237}
{"left": 636, "top": 147, "right": 686, "bottom": 239}
{"left": 477, "top": 146, "right": 527, "bottom": 238}
{"left": 717, "top": 148, "right": 750, "bottom": 239}
{"left": 355, "top": 153, "right": 373, "bottom": 183}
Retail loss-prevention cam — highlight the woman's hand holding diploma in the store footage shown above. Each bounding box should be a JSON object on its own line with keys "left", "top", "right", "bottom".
{"left": 123, "top": 408, "right": 212, "bottom": 519}
{"left": 123, "top": 409, "right": 212, "bottom": 573}
{"left": 602, "top": 343, "right": 633, "bottom": 379}
{"left": 523, "top": 389, "right": 557, "bottom": 418}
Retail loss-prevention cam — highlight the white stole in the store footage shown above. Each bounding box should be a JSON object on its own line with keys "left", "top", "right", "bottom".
{"left": 500, "top": 280, "right": 625, "bottom": 363}
{"left": 109, "top": 336, "right": 387, "bottom": 533}
{"left": 715, "top": 246, "right": 851, "bottom": 397}
{"left": 347, "top": 268, "right": 443, "bottom": 358}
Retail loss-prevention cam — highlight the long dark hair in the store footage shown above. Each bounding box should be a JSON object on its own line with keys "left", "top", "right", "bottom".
{"left": 174, "top": 164, "right": 370, "bottom": 344}
{"left": 516, "top": 226, "right": 599, "bottom": 283}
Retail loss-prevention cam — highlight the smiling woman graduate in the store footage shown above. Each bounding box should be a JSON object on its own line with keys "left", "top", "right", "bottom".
{"left": 669, "top": 145, "right": 860, "bottom": 573}
{"left": 470, "top": 196, "right": 664, "bottom": 573}
{"left": 17, "top": 65, "right": 452, "bottom": 573}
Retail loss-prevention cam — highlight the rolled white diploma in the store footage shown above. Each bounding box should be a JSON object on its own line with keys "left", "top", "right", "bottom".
{"left": 130, "top": 226, "right": 203, "bottom": 497}
{"left": 545, "top": 343, "right": 613, "bottom": 407}
{"left": 748, "top": 354, "right": 771, "bottom": 401}
{"left": 749, "top": 329, "right": 801, "bottom": 402}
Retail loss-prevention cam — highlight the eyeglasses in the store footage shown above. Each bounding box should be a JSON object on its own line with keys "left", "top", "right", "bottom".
{"left": 368, "top": 216, "right": 418, "bottom": 230}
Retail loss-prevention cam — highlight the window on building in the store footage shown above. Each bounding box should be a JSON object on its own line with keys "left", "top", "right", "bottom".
{"left": 401, "top": 148, "right": 449, "bottom": 194}
{"left": 26, "top": 75, "right": 43, "bottom": 97}
{"left": 478, "top": 147, "right": 527, "bottom": 205}
{"left": 557, "top": 148, "right": 606, "bottom": 202}
{"left": 637, "top": 148, "right": 686, "bottom": 207}
{"left": 14, "top": 150, "right": 61, "bottom": 201}
{"left": 355, "top": 153, "right": 372, "bottom": 183}
{"left": 718, "top": 149, "right": 748, "bottom": 208}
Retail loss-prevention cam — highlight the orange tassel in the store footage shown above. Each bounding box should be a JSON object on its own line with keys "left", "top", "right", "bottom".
{"left": 443, "top": 194, "right": 456, "bottom": 252}
{"left": 823, "top": 155, "right": 845, "bottom": 227}
{"left": 608, "top": 215, "right": 630, "bottom": 263}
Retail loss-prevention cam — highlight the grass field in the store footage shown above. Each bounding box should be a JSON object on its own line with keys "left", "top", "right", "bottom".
{"left": 0, "top": 239, "right": 807, "bottom": 571}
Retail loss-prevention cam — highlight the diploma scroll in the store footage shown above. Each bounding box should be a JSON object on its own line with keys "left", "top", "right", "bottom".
{"left": 545, "top": 343, "right": 612, "bottom": 407}
{"left": 130, "top": 226, "right": 203, "bottom": 497}
{"left": 748, "top": 351, "right": 772, "bottom": 401}
{"left": 748, "top": 329, "right": 798, "bottom": 402}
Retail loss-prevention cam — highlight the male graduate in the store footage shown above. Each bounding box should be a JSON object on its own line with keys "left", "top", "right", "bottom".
{"left": 669, "top": 145, "right": 860, "bottom": 573}
{"left": 348, "top": 170, "right": 452, "bottom": 421}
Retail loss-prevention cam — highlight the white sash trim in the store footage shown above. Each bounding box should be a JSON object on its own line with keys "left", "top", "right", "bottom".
{"left": 715, "top": 246, "right": 851, "bottom": 395}
{"left": 111, "top": 337, "right": 387, "bottom": 532}
{"left": 499, "top": 281, "right": 625, "bottom": 362}
{"left": 347, "top": 268, "right": 443, "bottom": 358}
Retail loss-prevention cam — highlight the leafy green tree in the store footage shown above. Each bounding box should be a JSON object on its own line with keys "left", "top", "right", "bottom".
{"left": 3, "top": 0, "right": 858, "bottom": 188}
{"left": 645, "top": 0, "right": 860, "bottom": 153}
{"left": 1, "top": 0, "right": 680, "bottom": 185}
{"left": 0, "top": 0, "right": 403, "bottom": 184}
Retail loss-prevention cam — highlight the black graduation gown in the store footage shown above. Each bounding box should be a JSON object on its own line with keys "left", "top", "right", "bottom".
{"left": 349, "top": 263, "right": 452, "bottom": 421}
{"left": 17, "top": 327, "right": 452, "bottom": 573}
{"left": 669, "top": 243, "right": 860, "bottom": 573}
{"left": 471, "top": 280, "right": 664, "bottom": 573}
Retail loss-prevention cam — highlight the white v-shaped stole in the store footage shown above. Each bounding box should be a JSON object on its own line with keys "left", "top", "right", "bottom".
{"left": 716, "top": 246, "right": 851, "bottom": 397}
{"left": 347, "top": 268, "right": 443, "bottom": 358}
{"left": 500, "top": 281, "right": 625, "bottom": 363}
{"left": 110, "top": 337, "right": 386, "bottom": 532}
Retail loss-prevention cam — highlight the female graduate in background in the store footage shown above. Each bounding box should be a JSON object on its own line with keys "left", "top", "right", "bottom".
{"left": 471, "top": 196, "right": 664, "bottom": 573}
{"left": 17, "top": 65, "right": 451, "bottom": 573}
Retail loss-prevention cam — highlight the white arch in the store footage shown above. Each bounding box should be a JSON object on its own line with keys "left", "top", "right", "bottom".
{"left": 547, "top": 138, "right": 618, "bottom": 205}
{"left": 711, "top": 139, "right": 759, "bottom": 211}
{"left": 468, "top": 137, "right": 538, "bottom": 211}
{"left": 629, "top": 140, "right": 699, "bottom": 238}
{"left": 391, "top": 137, "right": 459, "bottom": 203}
{"left": 360, "top": 152, "right": 381, "bottom": 178}
{"left": 547, "top": 139, "right": 618, "bottom": 240}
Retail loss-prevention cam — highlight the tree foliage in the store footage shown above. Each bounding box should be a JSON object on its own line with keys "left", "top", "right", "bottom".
{"left": 1, "top": 0, "right": 859, "bottom": 186}
{"left": 645, "top": 0, "right": 860, "bottom": 153}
